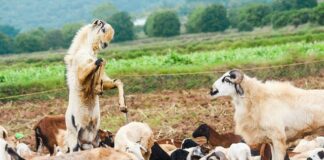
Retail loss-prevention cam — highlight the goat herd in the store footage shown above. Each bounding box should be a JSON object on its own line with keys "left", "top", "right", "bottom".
{"left": 1, "top": 20, "right": 324, "bottom": 160}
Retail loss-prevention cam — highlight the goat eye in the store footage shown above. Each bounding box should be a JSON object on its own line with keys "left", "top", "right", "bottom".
{"left": 102, "top": 28, "right": 106, "bottom": 33}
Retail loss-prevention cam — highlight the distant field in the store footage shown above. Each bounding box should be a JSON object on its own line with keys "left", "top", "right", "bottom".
{"left": 1, "top": 26, "right": 324, "bottom": 99}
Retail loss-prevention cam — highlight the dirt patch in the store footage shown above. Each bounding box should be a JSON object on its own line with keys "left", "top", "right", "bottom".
{"left": 0, "top": 75, "right": 323, "bottom": 150}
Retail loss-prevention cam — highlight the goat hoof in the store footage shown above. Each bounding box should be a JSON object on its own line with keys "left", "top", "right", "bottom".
{"left": 120, "top": 106, "right": 128, "bottom": 113}
{"left": 95, "top": 58, "right": 104, "bottom": 66}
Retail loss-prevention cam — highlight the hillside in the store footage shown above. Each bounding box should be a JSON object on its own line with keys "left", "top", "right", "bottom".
{"left": 0, "top": 0, "right": 272, "bottom": 31}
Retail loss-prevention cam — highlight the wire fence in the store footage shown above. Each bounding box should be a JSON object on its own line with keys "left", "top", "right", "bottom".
{"left": 1, "top": 59, "right": 324, "bottom": 100}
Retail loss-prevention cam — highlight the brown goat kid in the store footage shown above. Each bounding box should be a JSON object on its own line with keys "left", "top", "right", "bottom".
{"left": 192, "top": 123, "right": 242, "bottom": 148}
{"left": 34, "top": 115, "right": 114, "bottom": 155}
{"left": 34, "top": 115, "right": 66, "bottom": 155}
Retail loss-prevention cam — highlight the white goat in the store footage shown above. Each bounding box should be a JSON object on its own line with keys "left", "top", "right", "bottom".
{"left": 114, "top": 122, "right": 154, "bottom": 160}
{"left": 290, "top": 148, "right": 324, "bottom": 160}
{"left": 0, "top": 139, "right": 24, "bottom": 160}
{"left": 210, "top": 70, "right": 324, "bottom": 160}
{"left": 293, "top": 137, "right": 324, "bottom": 153}
{"left": 227, "top": 143, "right": 252, "bottom": 160}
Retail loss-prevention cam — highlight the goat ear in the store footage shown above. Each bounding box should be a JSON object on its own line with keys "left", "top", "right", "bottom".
{"left": 235, "top": 84, "right": 244, "bottom": 96}
{"left": 318, "top": 151, "right": 324, "bottom": 159}
{"left": 92, "top": 19, "right": 100, "bottom": 26}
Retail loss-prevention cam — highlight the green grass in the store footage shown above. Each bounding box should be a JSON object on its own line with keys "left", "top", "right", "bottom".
{"left": 0, "top": 40, "right": 323, "bottom": 98}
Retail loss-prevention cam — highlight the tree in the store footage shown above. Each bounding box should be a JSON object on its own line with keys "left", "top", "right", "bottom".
{"left": 92, "top": 3, "right": 118, "bottom": 20}
{"left": 313, "top": 3, "right": 324, "bottom": 25}
{"left": 271, "top": 12, "right": 291, "bottom": 28}
{"left": 272, "top": 0, "right": 317, "bottom": 11}
{"left": 107, "top": 12, "right": 135, "bottom": 42}
{"left": 238, "top": 21, "right": 254, "bottom": 31}
{"left": 61, "top": 23, "right": 82, "bottom": 48}
{"left": 144, "top": 10, "right": 180, "bottom": 37}
{"left": 239, "top": 4, "right": 272, "bottom": 27}
{"left": 0, "top": 25, "right": 20, "bottom": 37}
{"left": 14, "top": 28, "right": 47, "bottom": 53}
{"left": 44, "top": 29, "right": 64, "bottom": 49}
{"left": 199, "top": 4, "right": 229, "bottom": 32}
{"left": 0, "top": 33, "right": 13, "bottom": 54}
{"left": 186, "top": 7, "right": 205, "bottom": 33}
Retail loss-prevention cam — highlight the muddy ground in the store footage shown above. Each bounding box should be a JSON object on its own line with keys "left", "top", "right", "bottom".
{"left": 0, "top": 75, "right": 324, "bottom": 149}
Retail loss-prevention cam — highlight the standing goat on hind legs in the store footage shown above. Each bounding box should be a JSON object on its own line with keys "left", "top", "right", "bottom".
{"left": 64, "top": 19, "right": 127, "bottom": 152}
{"left": 210, "top": 70, "right": 324, "bottom": 160}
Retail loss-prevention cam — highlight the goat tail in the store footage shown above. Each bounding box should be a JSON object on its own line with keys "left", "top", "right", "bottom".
{"left": 34, "top": 127, "right": 42, "bottom": 152}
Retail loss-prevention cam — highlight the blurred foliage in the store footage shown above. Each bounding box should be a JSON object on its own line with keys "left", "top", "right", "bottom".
{"left": 272, "top": 0, "right": 317, "bottom": 11}
{"left": 186, "top": 4, "right": 229, "bottom": 33}
{"left": 313, "top": 3, "right": 324, "bottom": 25}
{"left": 271, "top": 9, "right": 316, "bottom": 28}
{"left": 144, "top": 10, "right": 180, "bottom": 37}
{"left": 44, "top": 30, "right": 64, "bottom": 50}
{"left": 92, "top": 2, "right": 118, "bottom": 20}
{"left": 0, "top": 25, "right": 20, "bottom": 37}
{"left": 61, "top": 23, "right": 83, "bottom": 48}
{"left": 108, "top": 12, "right": 135, "bottom": 42}
{"left": 238, "top": 21, "right": 254, "bottom": 32}
{"left": 199, "top": 4, "right": 229, "bottom": 32}
{"left": 14, "top": 28, "right": 47, "bottom": 53}
{"left": 0, "top": 33, "right": 13, "bottom": 54}
{"left": 186, "top": 7, "right": 205, "bottom": 33}
{"left": 239, "top": 4, "right": 272, "bottom": 27}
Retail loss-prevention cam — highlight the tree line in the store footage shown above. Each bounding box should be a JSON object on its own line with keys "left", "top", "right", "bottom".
{"left": 0, "top": 0, "right": 323, "bottom": 54}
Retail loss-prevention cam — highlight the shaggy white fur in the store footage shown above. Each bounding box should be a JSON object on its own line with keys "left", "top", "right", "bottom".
{"left": 64, "top": 20, "right": 127, "bottom": 152}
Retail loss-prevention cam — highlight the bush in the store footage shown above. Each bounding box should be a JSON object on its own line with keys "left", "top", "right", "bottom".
{"left": 290, "top": 9, "right": 315, "bottom": 27}
{"left": 145, "top": 11, "right": 181, "bottom": 37}
{"left": 272, "top": 0, "right": 317, "bottom": 11}
{"left": 186, "top": 7, "right": 205, "bottom": 33}
{"left": 108, "top": 12, "right": 135, "bottom": 42}
{"left": 238, "top": 21, "right": 254, "bottom": 31}
{"left": 44, "top": 29, "right": 64, "bottom": 49}
{"left": 272, "top": 9, "right": 315, "bottom": 28}
{"left": 239, "top": 4, "right": 272, "bottom": 27}
{"left": 0, "top": 25, "right": 20, "bottom": 37}
{"left": 144, "top": 10, "right": 180, "bottom": 37}
{"left": 313, "top": 3, "right": 324, "bottom": 25}
{"left": 199, "top": 4, "right": 229, "bottom": 32}
{"left": 0, "top": 33, "right": 14, "bottom": 54}
{"left": 14, "top": 28, "right": 47, "bottom": 53}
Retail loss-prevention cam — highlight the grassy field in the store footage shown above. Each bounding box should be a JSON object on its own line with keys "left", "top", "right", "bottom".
{"left": 1, "top": 26, "right": 324, "bottom": 99}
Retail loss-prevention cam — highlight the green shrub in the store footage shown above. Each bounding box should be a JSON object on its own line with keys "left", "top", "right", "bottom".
{"left": 108, "top": 12, "right": 135, "bottom": 42}
{"left": 163, "top": 53, "right": 193, "bottom": 65}
{"left": 61, "top": 23, "right": 83, "bottom": 48}
{"left": 199, "top": 4, "right": 229, "bottom": 32}
{"left": 44, "top": 29, "right": 64, "bottom": 49}
{"left": 14, "top": 28, "right": 47, "bottom": 53}
{"left": 144, "top": 10, "right": 180, "bottom": 37}
{"left": 239, "top": 4, "right": 272, "bottom": 27}
{"left": 0, "top": 33, "right": 14, "bottom": 54}
{"left": 272, "top": 0, "right": 317, "bottom": 11}
{"left": 238, "top": 21, "right": 254, "bottom": 31}
{"left": 186, "top": 7, "right": 205, "bottom": 33}
{"left": 313, "top": 3, "right": 324, "bottom": 25}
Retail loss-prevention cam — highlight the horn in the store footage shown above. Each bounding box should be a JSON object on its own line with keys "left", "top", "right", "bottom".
{"left": 92, "top": 19, "right": 101, "bottom": 25}
{"left": 229, "top": 70, "right": 244, "bottom": 84}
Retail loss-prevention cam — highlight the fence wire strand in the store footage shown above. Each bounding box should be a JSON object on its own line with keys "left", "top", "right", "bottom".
{"left": 1, "top": 60, "right": 324, "bottom": 100}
